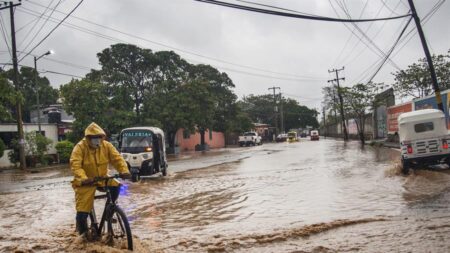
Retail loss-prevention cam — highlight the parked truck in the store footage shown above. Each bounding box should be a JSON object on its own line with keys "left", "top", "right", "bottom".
{"left": 238, "top": 132, "right": 262, "bottom": 146}
{"left": 398, "top": 109, "right": 450, "bottom": 174}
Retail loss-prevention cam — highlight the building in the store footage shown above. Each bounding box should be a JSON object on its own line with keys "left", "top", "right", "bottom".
{"left": 30, "top": 103, "right": 74, "bottom": 140}
{"left": 175, "top": 128, "right": 225, "bottom": 152}
{"left": 0, "top": 123, "right": 59, "bottom": 168}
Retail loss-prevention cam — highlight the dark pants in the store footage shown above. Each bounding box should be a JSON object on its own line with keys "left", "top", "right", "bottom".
{"left": 76, "top": 186, "right": 120, "bottom": 235}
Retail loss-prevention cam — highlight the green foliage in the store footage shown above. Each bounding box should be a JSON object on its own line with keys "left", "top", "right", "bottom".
{"left": 393, "top": 52, "right": 450, "bottom": 98}
{"left": 97, "top": 44, "right": 159, "bottom": 122}
{"left": 3, "top": 67, "right": 58, "bottom": 122}
{"left": 61, "top": 44, "right": 248, "bottom": 149}
{"left": 8, "top": 132, "right": 53, "bottom": 166}
{"left": 0, "top": 138, "right": 5, "bottom": 159}
{"left": 341, "top": 82, "right": 385, "bottom": 144}
{"left": 239, "top": 94, "right": 318, "bottom": 132}
{"left": 55, "top": 140, "right": 74, "bottom": 163}
{"left": 0, "top": 75, "right": 16, "bottom": 122}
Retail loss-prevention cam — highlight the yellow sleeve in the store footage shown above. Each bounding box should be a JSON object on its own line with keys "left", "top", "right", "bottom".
{"left": 70, "top": 143, "right": 88, "bottom": 186}
{"left": 107, "top": 142, "right": 130, "bottom": 174}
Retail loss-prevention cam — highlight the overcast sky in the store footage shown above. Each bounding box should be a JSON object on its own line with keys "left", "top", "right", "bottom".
{"left": 1, "top": 0, "right": 449, "bottom": 112}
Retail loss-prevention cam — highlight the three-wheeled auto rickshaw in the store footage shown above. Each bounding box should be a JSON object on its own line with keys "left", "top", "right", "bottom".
{"left": 118, "top": 127, "right": 168, "bottom": 182}
{"left": 287, "top": 131, "right": 298, "bottom": 143}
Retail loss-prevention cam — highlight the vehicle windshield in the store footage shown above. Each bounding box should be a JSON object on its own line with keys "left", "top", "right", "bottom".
{"left": 244, "top": 132, "right": 256, "bottom": 136}
{"left": 288, "top": 132, "right": 296, "bottom": 137}
{"left": 120, "top": 130, "right": 153, "bottom": 153}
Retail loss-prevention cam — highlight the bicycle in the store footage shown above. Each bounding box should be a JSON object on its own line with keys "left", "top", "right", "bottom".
{"left": 86, "top": 175, "right": 133, "bottom": 250}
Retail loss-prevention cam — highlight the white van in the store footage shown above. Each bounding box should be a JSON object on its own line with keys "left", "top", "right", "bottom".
{"left": 398, "top": 109, "right": 450, "bottom": 174}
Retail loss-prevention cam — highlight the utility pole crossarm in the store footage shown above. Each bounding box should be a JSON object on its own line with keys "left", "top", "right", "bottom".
{"left": 268, "top": 86, "right": 281, "bottom": 135}
{"left": 327, "top": 67, "right": 348, "bottom": 141}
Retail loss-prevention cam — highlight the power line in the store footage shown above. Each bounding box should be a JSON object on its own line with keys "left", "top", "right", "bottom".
{"left": 1, "top": 62, "right": 84, "bottom": 78}
{"left": 331, "top": 0, "right": 369, "bottom": 66}
{"left": 18, "top": 0, "right": 85, "bottom": 63}
{"left": 330, "top": 0, "right": 403, "bottom": 70}
{"left": 342, "top": 0, "right": 404, "bottom": 67}
{"left": 349, "top": 0, "right": 445, "bottom": 84}
{"left": 0, "top": 12, "right": 11, "bottom": 57}
{"left": 17, "top": 0, "right": 58, "bottom": 51}
{"left": 235, "top": 0, "right": 323, "bottom": 17}
{"left": 23, "top": 1, "right": 326, "bottom": 80}
{"left": 194, "top": 0, "right": 411, "bottom": 22}
{"left": 19, "top": 7, "right": 327, "bottom": 82}
{"left": 364, "top": 16, "right": 413, "bottom": 84}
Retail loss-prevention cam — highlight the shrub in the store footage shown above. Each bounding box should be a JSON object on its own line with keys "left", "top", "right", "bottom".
{"left": 55, "top": 140, "right": 75, "bottom": 163}
{"left": 8, "top": 132, "right": 53, "bottom": 167}
{"left": 0, "top": 138, "right": 5, "bottom": 159}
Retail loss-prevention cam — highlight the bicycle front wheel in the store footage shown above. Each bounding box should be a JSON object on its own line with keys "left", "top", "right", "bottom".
{"left": 106, "top": 206, "right": 133, "bottom": 250}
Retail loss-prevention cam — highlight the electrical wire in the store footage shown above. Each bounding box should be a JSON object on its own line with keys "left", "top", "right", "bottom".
{"left": 235, "top": 0, "right": 323, "bottom": 17}
{"left": 23, "top": 0, "right": 326, "bottom": 80}
{"left": 194, "top": 0, "right": 411, "bottom": 22}
{"left": 0, "top": 62, "right": 84, "bottom": 78}
{"left": 342, "top": 0, "right": 404, "bottom": 67}
{"left": 350, "top": 0, "right": 445, "bottom": 84}
{"left": 364, "top": 17, "right": 413, "bottom": 84}
{"left": 0, "top": 12, "right": 11, "bottom": 58}
{"left": 331, "top": 0, "right": 402, "bottom": 70}
{"left": 18, "top": 0, "right": 85, "bottom": 63}
{"left": 17, "top": 0, "right": 58, "bottom": 51}
{"left": 331, "top": 0, "right": 369, "bottom": 66}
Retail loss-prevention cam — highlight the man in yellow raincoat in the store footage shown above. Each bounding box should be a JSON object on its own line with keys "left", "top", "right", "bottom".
{"left": 70, "top": 122, "right": 130, "bottom": 236}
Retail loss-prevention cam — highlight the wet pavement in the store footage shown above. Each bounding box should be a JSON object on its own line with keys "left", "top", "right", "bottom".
{"left": 1, "top": 139, "right": 450, "bottom": 252}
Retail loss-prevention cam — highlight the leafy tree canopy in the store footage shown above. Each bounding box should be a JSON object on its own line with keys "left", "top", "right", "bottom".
{"left": 393, "top": 51, "right": 450, "bottom": 99}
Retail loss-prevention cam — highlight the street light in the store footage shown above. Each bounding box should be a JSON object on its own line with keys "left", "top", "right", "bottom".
{"left": 34, "top": 50, "right": 53, "bottom": 133}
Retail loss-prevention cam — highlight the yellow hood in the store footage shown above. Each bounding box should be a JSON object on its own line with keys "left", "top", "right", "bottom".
{"left": 84, "top": 122, "right": 106, "bottom": 137}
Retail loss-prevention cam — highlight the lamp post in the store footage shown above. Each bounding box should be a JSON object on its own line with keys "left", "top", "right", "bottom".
{"left": 34, "top": 50, "right": 53, "bottom": 133}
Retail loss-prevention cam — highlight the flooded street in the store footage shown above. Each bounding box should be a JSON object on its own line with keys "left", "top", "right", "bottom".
{"left": 1, "top": 139, "right": 450, "bottom": 252}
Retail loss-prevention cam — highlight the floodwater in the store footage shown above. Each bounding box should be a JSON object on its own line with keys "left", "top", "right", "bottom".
{"left": 1, "top": 139, "right": 450, "bottom": 252}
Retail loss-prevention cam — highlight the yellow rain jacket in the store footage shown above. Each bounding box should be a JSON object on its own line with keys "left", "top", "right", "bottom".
{"left": 70, "top": 123, "right": 129, "bottom": 212}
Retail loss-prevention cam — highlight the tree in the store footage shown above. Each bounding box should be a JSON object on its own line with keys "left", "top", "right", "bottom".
{"left": 3, "top": 67, "right": 58, "bottom": 122}
{"left": 393, "top": 51, "right": 450, "bottom": 98}
{"left": 62, "top": 78, "right": 135, "bottom": 140}
{"left": 0, "top": 75, "right": 17, "bottom": 122}
{"left": 239, "top": 94, "right": 318, "bottom": 132}
{"left": 188, "top": 64, "right": 237, "bottom": 145}
{"left": 342, "top": 82, "right": 384, "bottom": 145}
{"left": 97, "top": 43, "right": 159, "bottom": 122}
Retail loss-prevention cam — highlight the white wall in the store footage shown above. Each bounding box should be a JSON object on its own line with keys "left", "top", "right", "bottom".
{"left": 0, "top": 123, "right": 59, "bottom": 168}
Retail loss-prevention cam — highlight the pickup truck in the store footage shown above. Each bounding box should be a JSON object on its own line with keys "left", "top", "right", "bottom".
{"left": 398, "top": 109, "right": 450, "bottom": 174}
{"left": 238, "top": 132, "right": 262, "bottom": 146}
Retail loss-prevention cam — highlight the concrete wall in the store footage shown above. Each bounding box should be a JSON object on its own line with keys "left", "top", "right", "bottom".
{"left": 175, "top": 129, "right": 225, "bottom": 151}
{"left": 0, "top": 123, "right": 59, "bottom": 167}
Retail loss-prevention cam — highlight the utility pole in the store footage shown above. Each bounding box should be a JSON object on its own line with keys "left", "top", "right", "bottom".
{"left": 322, "top": 106, "right": 326, "bottom": 139}
{"left": 268, "top": 86, "right": 281, "bottom": 135}
{"left": 407, "top": 0, "right": 443, "bottom": 112}
{"left": 279, "top": 92, "right": 284, "bottom": 133}
{"left": 328, "top": 67, "right": 348, "bottom": 141}
{"left": 1, "top": 1, "right": 26, "bottom": 169}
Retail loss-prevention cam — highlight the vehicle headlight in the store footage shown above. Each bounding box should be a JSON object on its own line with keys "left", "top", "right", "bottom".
{"left": 142, "top": 154, "right": 149, "bottom": 159}
{"left": 122, "top": 154, "right": 128, "bottom": 159}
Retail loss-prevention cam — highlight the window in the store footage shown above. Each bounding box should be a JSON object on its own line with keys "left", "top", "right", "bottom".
{"left": 414, "top": 122, "right": 434, "bottom": 133}
{"left": 209, "top": 130, "right": 213, "bottom": 140}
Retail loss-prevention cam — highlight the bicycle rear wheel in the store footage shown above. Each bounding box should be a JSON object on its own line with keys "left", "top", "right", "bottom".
{"left": 106, "top": 206, "right": 133, "bottom": 250}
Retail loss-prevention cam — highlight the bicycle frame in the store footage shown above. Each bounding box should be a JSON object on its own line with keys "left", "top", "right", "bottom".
{"left": 89, "top": 177, "right": 119, "bottom": 235}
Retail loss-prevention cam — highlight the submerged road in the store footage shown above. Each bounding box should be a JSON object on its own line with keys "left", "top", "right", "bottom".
{"left": 1, "top": 139, "right": 450, "bottom": 252}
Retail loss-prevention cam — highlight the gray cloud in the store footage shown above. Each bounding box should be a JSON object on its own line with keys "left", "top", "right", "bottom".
{"left": 1, "top": 0, "right": 449, "bottom": 112}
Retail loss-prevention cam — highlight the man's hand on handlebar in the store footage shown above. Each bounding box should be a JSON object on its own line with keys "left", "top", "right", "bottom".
{"left": 119, "top": 173, "right": 131, "bottom": 180}
{"left": 81, "top": 178, "right": 95, "bottom": 186}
